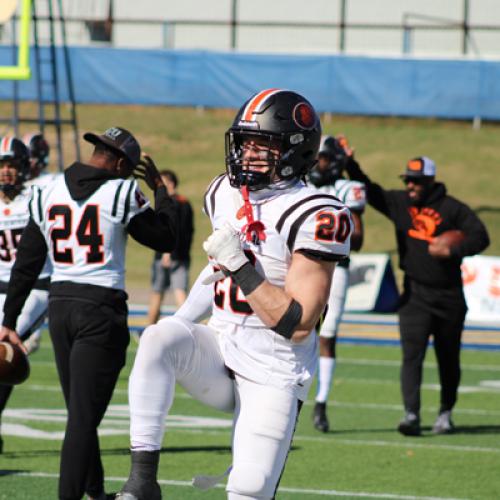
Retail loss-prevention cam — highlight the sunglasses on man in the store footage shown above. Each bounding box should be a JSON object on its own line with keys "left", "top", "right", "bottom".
{"left": 402, "top": 176, "right": 430, "bottom": 186}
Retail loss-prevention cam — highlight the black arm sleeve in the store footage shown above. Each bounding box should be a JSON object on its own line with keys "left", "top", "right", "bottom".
{"left": 344, "top": 157, "right": 395, "bottom": 218}
{"left": 127, "top": 185, "right": 179, "bottom": 252}
{"left": 3, "top": 219, "right": 48, "bottom": 330}
{"left": 450, "top": 201, "right": 490, "bottom": 259}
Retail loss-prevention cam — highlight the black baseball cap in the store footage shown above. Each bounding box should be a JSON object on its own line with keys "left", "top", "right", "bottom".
{"left": 84, "top": 127, "right": 141, "bottom": 166}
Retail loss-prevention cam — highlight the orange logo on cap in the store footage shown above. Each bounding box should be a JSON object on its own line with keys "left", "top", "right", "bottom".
{"left": 407, "top": 160, "right": 422, "bottom": 172}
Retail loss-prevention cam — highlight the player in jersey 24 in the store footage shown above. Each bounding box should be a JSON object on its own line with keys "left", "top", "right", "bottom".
{"left": 0, "top": 127, "right": 178, "bottom": 500}
{"left": 117, "top": 89, "right": 353, "bottom": 500}
{"left": 308, "top": 135, "right": 366, "bottom": 432}
{"left": 0, "top": 137, "right": 51, "bottom": 454}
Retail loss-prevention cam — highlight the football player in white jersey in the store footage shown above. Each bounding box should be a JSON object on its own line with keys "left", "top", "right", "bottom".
{"left": 21, "top": 133, "right": 57, "bottom": 354}
{"left": 308, "top": 135, "right": 366, "bottom": 432}
{"left": 0, "top": 137, "right": 51, "bottom": 454}
{"left": 117, "top": 90, "right": 353, "bottom": 500}
{"left": 0, "top": 127, "right": 178, "bottom": 500}
{"left": 23, "top": 133, "right": 59, "bottom": 189}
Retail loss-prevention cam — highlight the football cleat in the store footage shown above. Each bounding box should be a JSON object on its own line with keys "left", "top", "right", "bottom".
{"left": 432, "top": 411, "right": 455, "bottom": 434}
{"left": 117, "top": 450, "right": 162, "bottom": 500}
{"left": 312, "top": 402, "right": 329, "bottom": 433}
{"left": 397, "top": 412, "right": 421, "bottom": 436}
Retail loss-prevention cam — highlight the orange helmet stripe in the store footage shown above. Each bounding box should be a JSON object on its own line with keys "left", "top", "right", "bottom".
{"left": 0, "top": 136, "right": 12, "bottom": 156}
{"left": 242, "top": 88, "right": 281, "bottom": 122}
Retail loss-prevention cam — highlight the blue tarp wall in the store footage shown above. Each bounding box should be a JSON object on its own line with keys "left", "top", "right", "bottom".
{"left": 1, "top": 46, "right": 500, "bottom": 120}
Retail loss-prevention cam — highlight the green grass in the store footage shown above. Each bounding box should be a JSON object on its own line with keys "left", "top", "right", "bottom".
{"left": 1, "top": 335, "right": 499, "bottom": 499}
{"left": 6, "top": 103, "right": 497, "bottom": 291}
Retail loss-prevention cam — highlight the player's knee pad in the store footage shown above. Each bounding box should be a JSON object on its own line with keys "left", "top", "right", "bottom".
{"left": 139, "top": 318, "right": 196, "bottom": 369}
{"left": 227, "top": 463, "right": 271, "bottom": 499}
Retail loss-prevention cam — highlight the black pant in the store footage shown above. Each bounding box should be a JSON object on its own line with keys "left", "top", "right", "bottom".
{"left": 398, "top": 279, "right": 466, "bottom": 416}
{"left": 49, "top": 296, "right": 129, "bottom": 500}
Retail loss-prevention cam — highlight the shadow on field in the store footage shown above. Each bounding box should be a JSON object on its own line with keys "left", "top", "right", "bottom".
{"left": 452, "top": 424, "right": 500, "bottom": 435}
{"left": 0, "top": 470, "right": 29, "bottom": 477}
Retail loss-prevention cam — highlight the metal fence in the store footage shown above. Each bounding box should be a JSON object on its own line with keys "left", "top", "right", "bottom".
{"left": 1, "top": 0, "right": 500, "bottom": 57}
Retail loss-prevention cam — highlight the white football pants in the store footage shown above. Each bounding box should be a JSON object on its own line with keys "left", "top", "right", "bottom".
{"left": 319, "top": 265, "right": 349, "bottom": 339}
{"left": 0, "top": 289, "right": 48, "bottom": 338}
{"left": 128, "top": 316, "right": 300, "bottom": 499}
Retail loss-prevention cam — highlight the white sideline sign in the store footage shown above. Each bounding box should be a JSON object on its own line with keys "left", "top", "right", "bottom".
{"left": 462, "top": 255, "right": 500, "bottom": 322}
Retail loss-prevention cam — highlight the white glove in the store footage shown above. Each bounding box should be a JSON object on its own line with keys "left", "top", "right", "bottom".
{"left": 203, "top": 223, "right": 248, "bottom": 273}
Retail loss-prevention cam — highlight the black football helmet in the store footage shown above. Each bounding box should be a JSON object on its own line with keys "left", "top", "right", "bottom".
{"left": 0, "top": 136, "right": 30, "bottom": 192}
{"left": 23, "top": 133, "right": 50, "bottom": 176}
{"left": 225, "top": 89, "right": 321, "bottom": 191}
{"left": 308, "top": 135, "right": 348, "bottom": 187}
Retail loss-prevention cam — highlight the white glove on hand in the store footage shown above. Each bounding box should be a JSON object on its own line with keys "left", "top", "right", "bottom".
{"left": 203, "top": 223, "right": 248, "bottom": 273}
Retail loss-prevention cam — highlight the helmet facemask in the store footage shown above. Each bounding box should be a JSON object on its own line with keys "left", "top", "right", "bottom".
{"left": 225, "top": 130, "right": 317, "bottom": 191}
{"left": 0, "top": 137, "right": 30, "bottom": 194}
{"left": 0, "top": 159, "right": 25, "bottom": 193}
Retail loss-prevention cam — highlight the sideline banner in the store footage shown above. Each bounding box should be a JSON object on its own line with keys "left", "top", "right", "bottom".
{"left": 345, "top": 254, "right": 399, "bottom": 313}
{"left": 462, "top": 255, "right": 500, "bottom": 322}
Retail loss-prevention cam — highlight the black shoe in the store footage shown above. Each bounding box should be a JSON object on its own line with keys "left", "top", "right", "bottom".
{"left": 398, "top": 412, "right": 421, "bottom": 436}
{"left": 312, "top": 402, "right": 329, "bottom": 433}
{"left": 117, "top": 450, "right": 162, "bottom": 500}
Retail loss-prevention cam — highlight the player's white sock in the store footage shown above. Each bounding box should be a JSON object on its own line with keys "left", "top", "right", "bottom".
{"left": 315, "top": 357, "right": 336, "bottom": 403}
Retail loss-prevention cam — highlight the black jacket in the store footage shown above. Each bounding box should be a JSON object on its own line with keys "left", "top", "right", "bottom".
{"left": 345, "top": 158, "right": 490, "bottom": 289}
{"left": 154, "top": 193, "right": 193, "bottom": 263}
{"left": 3, "top": 162, "right": 178, "bottom": 329}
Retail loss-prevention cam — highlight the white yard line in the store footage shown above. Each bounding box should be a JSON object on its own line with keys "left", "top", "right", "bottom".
{"left": 18, "top": 384, "right": 500, "bottom": 416}
{"left": 11, "top": 472, "right": 470, "bottom": 500}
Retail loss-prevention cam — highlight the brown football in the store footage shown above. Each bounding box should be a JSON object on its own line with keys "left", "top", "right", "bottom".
{"left": 0, "top": 341, "right": 30, "bottom": 385}
{"left": 433, "top": 230, "right": 465, "bottom": 248}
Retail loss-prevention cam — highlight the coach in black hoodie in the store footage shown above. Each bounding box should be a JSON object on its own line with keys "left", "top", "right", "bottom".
{"left": 0, "top": 127, "right": 178, "bottom": 500}
{"left": 345, "top": 153, "right": 489, "bottom": 437}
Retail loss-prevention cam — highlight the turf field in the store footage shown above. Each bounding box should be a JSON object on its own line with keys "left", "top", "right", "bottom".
{"left": 1, "top": 105, "right": 499, "bottom": 498}
{"left": 1, "top": 334, "right": 499, "bottom": 499}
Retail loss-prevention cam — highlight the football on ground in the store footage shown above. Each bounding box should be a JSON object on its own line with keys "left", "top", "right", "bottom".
{"left": 0, "top": 341, "right": 30, "bottom": 385}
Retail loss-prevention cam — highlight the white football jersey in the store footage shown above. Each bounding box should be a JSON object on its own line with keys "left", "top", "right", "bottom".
{"left": 203, "top": 175, "right": 352, "bottom": 393}
{"left": 30, "top": 175, "right": 150, "bottom": 290}
{"left": 318, "top": 178, "right": 366, "bottom": 212}
{"left": 25, "top": 171, "right": 61, "bottom": 190}
{"left": 0, "top": 188, "right": 51, "bottom": 282}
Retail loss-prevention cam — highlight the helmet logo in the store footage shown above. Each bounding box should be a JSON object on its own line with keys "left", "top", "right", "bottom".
{"left": 293, "top": 102, "right": 316, "bottom": 130}
{"left": 237, "top": 120, "right": 259, "bottom": 130}
{"left": 281, "top": 166, "right": 294, "bottom": 177}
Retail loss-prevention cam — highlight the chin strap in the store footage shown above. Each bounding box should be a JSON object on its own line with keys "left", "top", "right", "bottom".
{"left": 240, "top": 185, "right": 266, "bottom": 244}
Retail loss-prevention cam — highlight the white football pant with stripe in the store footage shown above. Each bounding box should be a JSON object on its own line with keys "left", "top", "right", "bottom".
{"left": 128, "top": 316, "right": 300, "bottom": 499}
